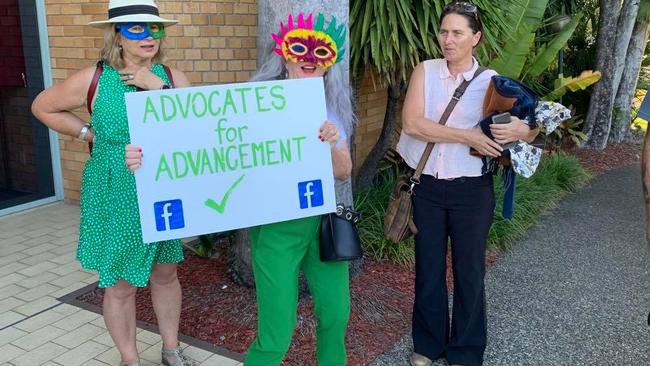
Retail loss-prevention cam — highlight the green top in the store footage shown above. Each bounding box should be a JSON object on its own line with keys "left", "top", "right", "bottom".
{"left": 77, "top": 63, "right": 183, "bottom": 288}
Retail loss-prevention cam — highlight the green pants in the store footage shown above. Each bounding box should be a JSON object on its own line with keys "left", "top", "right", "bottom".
{"left": 244, "top": 216, "right": 350, "bottom": 366}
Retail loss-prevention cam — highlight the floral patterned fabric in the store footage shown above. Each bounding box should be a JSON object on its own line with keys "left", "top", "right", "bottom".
{"left": 535, "top": 101, "right": 572, "bottom": 135}
{"left": 508, "top": 101, "right": 571, "bottom": 178}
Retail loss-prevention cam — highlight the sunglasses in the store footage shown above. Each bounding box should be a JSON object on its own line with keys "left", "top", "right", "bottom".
{"left": 443, "top": 2, "right": 480, "bottom": 21}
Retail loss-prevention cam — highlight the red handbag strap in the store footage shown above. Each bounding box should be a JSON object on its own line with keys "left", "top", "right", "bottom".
{"left": 163, "top": 64, "right": 174, "bottom": 88}
{"left": 85, "top": 61, "right": 104, "bottom": 154}
{"left": 87, "top": 60, "right": 103, "bottom": 115}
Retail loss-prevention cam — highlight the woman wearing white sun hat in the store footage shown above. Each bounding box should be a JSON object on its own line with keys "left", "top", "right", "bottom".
{"left": 32, "top": 1, "right": 195, "bottom": 365}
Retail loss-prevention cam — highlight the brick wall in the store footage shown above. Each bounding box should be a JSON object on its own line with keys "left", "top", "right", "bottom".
{"left": 45, "top": 0, "right": 258, "bottom": 201}
{"left": 46, "top": 0, "right": 391, "bottom": 200}
{"left": 353, "top": 67, "right": 403, "bottom": 173}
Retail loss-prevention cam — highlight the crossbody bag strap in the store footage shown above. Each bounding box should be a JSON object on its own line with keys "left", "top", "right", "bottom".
{"left": 410, "top": 66, "right": 488, "bottom": 184}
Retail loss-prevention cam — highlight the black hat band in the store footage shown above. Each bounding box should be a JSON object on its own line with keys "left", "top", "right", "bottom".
{"left": 108, "top": 5, "right": 159, "bottom": 19}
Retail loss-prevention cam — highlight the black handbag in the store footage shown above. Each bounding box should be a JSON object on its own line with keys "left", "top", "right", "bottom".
{"left": 319, "top": 204, "right": 362, "bottom": 262}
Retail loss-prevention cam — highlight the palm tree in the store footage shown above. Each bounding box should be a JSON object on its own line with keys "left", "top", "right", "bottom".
{"left": 610, "top": 1, "right": 650, "bottom": 143}
{"left": 582, "top": 0, "right": 641, "bottom": 149}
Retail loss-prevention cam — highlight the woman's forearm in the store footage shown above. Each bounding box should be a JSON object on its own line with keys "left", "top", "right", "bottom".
{"left": 32, "top": 108, "right": 91, "bottom": 141}
{"left": 331, "top": 144, "right": 352, "bottom": 180}
{"left": 402, "top": 116, "right": 470, "bottom": 144}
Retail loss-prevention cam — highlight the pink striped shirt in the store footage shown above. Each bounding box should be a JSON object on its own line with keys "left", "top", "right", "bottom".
{"left": 396, "top": 58, "right": 497, "bottom": 179}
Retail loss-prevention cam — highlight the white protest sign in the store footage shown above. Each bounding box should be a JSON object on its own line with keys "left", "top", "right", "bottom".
{"left": 126, "top": 78, "right": 336, "bottom": 243}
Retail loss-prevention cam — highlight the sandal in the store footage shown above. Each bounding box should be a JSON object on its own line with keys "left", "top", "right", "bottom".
{"left": 160, "top": 346, "right": 198, "bottom": 366}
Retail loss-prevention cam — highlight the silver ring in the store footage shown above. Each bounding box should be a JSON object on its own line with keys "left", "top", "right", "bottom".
{"left": 128, "top": 74, "right": 134, "bottom": 80}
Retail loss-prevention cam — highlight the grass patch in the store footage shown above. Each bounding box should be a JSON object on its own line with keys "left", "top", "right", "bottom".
{"left": 488, "top": 153, "right": 590, "bottom": 251}
{"left": 354, "top": 153, "right": 590, "bottom": 265}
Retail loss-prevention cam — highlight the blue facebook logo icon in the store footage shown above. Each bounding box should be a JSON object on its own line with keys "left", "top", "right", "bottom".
{"left": 154, "top": 200, "right": 185, "bottom": 231}
{"left": 298, "top": 180, "right": 324, "bottom": 209}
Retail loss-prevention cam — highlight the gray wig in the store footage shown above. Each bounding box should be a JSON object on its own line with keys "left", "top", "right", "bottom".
{"left": 249, "top": 45, "right": 356, "bottom": 139}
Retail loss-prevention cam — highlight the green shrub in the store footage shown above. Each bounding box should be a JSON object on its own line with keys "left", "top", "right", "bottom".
{"left": 354, "top": 168, "right": 415, "bottom": 267}
{"left": 354, "top": 153, "right": 590, "bottom": 265}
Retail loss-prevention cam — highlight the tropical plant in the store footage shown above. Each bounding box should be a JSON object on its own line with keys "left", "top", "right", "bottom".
{"left": 487, "top": 0, "right": 586, "bottom": 83}
{"left": 485, "top": 0, "right": 602, "bottom": 152}
{"left": 544, "top": 116, "right": 588, "bottom": 151}
{"left": 184, "top": 231, "right": 235, "bottom": 258}
{"left": 542, "top": 70, "right": 602, "bottom": 101}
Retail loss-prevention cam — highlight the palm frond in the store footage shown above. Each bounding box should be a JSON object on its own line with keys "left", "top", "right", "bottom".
{"left": 542, "top": 70, "right": 602, "bottom": 101}
{"left": 525, "top": 13, "right": 582, "bottom": 78}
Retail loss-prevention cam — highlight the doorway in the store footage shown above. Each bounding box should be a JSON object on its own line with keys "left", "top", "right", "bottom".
{"left": 0, "top": 0, "right": 55, "bottom": 211}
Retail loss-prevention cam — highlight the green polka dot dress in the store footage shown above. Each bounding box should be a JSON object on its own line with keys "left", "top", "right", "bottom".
{"left": 77, "top": 63, "right": 183, "bottom": 289}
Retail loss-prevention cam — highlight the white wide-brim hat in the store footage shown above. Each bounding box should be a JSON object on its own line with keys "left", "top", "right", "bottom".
{"left": 88, "top": 0, "right": 178, "bottom": 28}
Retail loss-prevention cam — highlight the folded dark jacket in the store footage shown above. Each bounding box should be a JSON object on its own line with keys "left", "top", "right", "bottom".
{"left": 477, "top": 76, "right": 538, "bottom": 220}
{"left": 479, "top": 75, "right": 538, "bottom": 138}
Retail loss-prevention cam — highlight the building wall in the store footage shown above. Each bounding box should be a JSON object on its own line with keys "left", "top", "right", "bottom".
{"left": 353, "top": 68, "right": 402, "bottom": 174}
{"left": 45, "top": 0, "right": 386, "bottom": 201}
{"left": 45, "top": 0, "right": 258, "bottom": 200}
{"left": 353, "top": 68, "right": 387, "bottom": 170}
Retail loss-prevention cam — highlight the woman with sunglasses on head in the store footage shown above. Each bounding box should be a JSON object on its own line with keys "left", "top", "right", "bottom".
{"left": 398, "top": 3, "right": 538, "bottom": 366}
{"left": 31, "top": 1, "right": 195, "bottom": 365}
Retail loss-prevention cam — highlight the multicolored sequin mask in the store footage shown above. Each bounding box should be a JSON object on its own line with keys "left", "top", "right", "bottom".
{"left": 272, "top": 13, "right": 346, "bottom": 70}
{"left": 116, "top": 22, "right": 165, "bottom": 40}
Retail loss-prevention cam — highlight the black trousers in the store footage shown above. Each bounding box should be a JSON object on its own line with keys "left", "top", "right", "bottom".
{"left": 411, "top": 174, "right": 495, "bottom": 366}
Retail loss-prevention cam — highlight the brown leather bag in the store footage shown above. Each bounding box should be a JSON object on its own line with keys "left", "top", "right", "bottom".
{"left": 384, "top": 66, "right": 487, "bottom": 243}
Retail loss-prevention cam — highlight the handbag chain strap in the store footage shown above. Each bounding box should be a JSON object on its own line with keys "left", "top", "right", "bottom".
{"left": 409, "top": 66, "right": 487, "bottom": 190}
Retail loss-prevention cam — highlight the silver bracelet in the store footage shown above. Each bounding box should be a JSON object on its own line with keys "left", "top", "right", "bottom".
{"left": 78, "top": 123, "right": 91, "bottom": 141}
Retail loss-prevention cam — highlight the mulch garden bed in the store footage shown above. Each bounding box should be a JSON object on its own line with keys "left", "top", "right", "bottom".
{"left": 568, "top": 142, "right": 641, "bottom": 175}
{"left": 76, "top": 143, "right": 642, "bottom": 365}
{"left": 78, "top": 253, "right": 416, "bottom": 365}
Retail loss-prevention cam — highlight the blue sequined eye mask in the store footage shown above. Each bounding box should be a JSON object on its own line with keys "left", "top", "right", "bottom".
{"left": 116, "top": 22, "right": 165, "bottom": 40}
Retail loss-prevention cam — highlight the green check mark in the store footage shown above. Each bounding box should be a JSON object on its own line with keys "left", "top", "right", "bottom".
{"left": 204, "top": 174, "right": 246, "bottom": 214}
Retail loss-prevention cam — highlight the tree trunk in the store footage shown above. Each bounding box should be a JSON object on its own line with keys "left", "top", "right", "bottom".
{"left": 582, "top": 0, "right": 624, "bottom": 149}
{"left": 354, "top": 80, "right": 403, "bottom": 190}
{"left": 349, "top": 68, "right": 364, "bottom": 173}
{"left": 611, "top": 0, "right": 641, "bottom": 95}
{"left": 228, "top": 229, "right": 255, "bottom": 287}
{"left": 610, "top": 21, "right": 650, "bottom": 143}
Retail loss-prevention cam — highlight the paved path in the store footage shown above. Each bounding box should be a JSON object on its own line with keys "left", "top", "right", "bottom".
{"left": 371, "top": 164, "right": 650, "bottom": 366}
{"left": 0, "top": 203, "right": 240, "bottom": 366}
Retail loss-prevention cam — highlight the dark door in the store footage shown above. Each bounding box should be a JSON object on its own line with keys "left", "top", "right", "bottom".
{"left": 0, "top": 0, "right": 54, "bottom": 210}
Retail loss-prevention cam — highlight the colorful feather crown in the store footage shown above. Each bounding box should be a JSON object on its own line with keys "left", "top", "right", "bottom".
{"left": 272, "top": 12, "right": 347, "bottom": 69}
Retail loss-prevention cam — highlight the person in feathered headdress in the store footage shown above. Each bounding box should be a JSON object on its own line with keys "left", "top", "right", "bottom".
{"left": 243, "top": 12, "right": 354, "bottom": 366}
